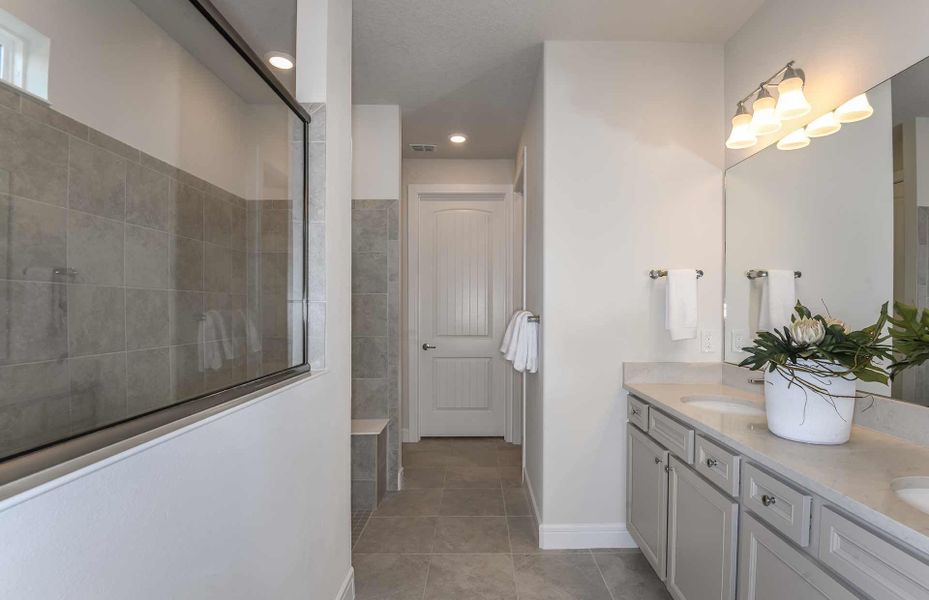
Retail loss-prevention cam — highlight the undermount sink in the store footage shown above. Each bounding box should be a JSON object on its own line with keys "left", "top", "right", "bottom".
{"left": 681, "top": 394, "right": 766, "bottom": 417}
{"left": 892, "top": 477, "right": 929, "bottom": 514}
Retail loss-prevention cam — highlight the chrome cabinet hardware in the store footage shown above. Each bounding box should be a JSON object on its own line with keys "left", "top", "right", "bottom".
{"left": 632, "top": 407, "right": 640, "bottom": 415}
{"left": 761, "top": 494, "right": 777, "bottom": 507}
{"left": 422, "top": 343, "right": 437, "bottom": 350}
{"left": 664, "top": 465, "right": 672, "bottom": 473}
{"left": 654, "top": 457, "right": 662, "bottom": 464}
{"left": 706, "top": 457, "right": 719, "bottom": 468}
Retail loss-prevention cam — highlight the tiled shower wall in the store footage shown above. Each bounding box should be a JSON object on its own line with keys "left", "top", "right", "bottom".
{"left": 0, "top": 85, "right": 301, "bottom": 458}
{"left": 352, "top": 199, "right": 400, "bottom": 493}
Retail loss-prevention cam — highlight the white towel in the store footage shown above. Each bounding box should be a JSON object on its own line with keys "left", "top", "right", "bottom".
{"left": 501, "top": 311, "right": 538, "bottom": 373}
{"left": 758, "top": 270, "right": 796, "bottom": 332}
{"left": 665, "top": 269, "right": 698, "bottom": 341}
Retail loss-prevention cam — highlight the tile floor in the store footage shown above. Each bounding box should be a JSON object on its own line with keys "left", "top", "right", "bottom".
{"left": 352, "top": 437, "right": 670, "bottom": 600}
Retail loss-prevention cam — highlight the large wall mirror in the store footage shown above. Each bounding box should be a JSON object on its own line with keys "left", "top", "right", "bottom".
{"left": 725, "top": 56, "right": 929, "bottom": 405}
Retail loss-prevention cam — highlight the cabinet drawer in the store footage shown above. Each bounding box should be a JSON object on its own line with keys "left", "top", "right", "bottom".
{"left": 742, "top": 463, "right": 812, "bottom": 547}
{"left": 627, "top": 396, "right": 650, "bottom": 431}
{"left": 648, "top": 409, "right": 695, "bottom": 464}
{"left": 695, "top": 435, "right": 741, "bottom": 497}
{"left": 818, "top": 506, "right": 929, "bottom": 600}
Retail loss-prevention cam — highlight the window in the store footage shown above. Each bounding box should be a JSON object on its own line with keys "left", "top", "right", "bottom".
{"left": 0, "top": 0, "right": 310, "bottom": 485}
{"left": 0, "top": 9, "right": 49, "bottom": 99}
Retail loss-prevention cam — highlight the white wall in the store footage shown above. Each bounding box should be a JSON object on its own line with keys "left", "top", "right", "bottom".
{"left": 725, "top": 81, "right": 894, "bottom": 392}
{"left": 399, "top": 159, "right": 516, "bottom": 435}
{"left": 352, "top": 105, "right": 401, "bottom": 199}
{"left": 3, "top": 0, "right": 258, "bottom": 197}
{"left": 0, "top": 0, "right": 355, "bottom": 597}
{"left": 725, "top": 0, "right": 929, "bottom": 167}
{"left": 538, "top": 41, "right": 724, "bottom": 546}
{"left": 518, "top": 68, "right": 545, "bottom": 519}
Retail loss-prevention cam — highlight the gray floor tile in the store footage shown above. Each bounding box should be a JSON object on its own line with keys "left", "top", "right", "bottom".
{"left": 507, "top": 517, "right": 540, "bottom": 553}
{"left": 374, "top": 490, "right": 443, "bottom": 517}
{"left": 445, "top": 466, "right": 502, "bottom": 489}
{"left": 497, "top": 447, "right": 522, "bottom": 466}
{"left": 446, "top": 448, "right": 499, "bottom": 467}
{"left": 503, "top": 488, "right": 532, "bottom": 516}
{"left": 402, "top": 467, "right": 447, "bottom": 489}
{"left": 499, "top": 466, "right": 524, "bottom": 488}
{"left": 434, "top": 517, "right": 510, "bottom": 553}
{"left": 593, "top": 551, "right": 671, "bottom": 600}
{"left": 353, "top": 553, "right": 430, "bottom": 600}
{"left": 513, "top": 553, "right": 613, "bottom": 600}
{"left": 403, "top": 450, "right": 449, "bottom": 468}
{"left": 424, "top": 554, "right": 517, "bottom": 600}
{"left": 439, "top": 488, "right": 505, "bottom": 516}
{"left": 353, "top": 517, "right": 437, "bottom": 554}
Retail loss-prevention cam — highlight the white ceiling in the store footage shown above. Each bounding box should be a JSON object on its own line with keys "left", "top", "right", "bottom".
{"left": 353, "top": 0, "right": 766, "bottom": 159}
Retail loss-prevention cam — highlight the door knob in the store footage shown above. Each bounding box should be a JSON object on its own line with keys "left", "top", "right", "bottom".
{"left": 422, "top": 343, "right": 437, "bottom": 350}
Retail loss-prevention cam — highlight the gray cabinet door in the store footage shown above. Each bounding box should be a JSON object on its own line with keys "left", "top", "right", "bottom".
{"left": 739, "top": 513, "right": 858, "bottom": 600}
{"left": 628, "top": 424, "right": 670, "bottom": 580}
{"left": 667, "top": 457, "right": 738, "bottom": 600}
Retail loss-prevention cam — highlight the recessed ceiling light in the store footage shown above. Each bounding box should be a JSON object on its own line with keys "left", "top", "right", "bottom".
{"left": 449, "top": 133, "right": 467, "bottom": 144}
{"left": 266, "top": 52, "right": 295, "bottom": 70}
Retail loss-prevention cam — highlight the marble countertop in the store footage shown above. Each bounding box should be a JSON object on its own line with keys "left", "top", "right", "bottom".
{"left": 624, "top": 382, "right": 929, "bottom": 557}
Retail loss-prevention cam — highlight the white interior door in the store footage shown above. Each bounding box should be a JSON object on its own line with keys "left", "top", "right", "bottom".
{"left": 413, "top": 186, "right": 511, "bottom": 436}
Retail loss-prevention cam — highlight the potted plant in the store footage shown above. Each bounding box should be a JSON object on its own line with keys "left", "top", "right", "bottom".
{"left": 739, "top": 302, "right": 891, "bottom": 444}
{"left": 888, "top": 302, "right": 929, "bottom": 378}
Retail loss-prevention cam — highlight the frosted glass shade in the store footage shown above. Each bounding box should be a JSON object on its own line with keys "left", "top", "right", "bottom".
{"left": 835, "top": 93, "right": 874, "bottom": 123}
{"left": 777, "top": 128, "right": 810, "bottom": 150}
{"left": 751, "top": 94, "right": 781, "bottom": 135}
{"left": 806, "top": 111, "right": 842, "bottom": 138}
{"left": 726, "top": 112, "right": 757, "bottom": 149}
{"left": 775, "top": 76, "right": 811, "bottom": 120}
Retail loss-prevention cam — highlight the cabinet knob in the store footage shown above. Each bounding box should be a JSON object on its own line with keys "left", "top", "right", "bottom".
{"left": 761, "top": 494, "right": 777, "bottom": 507}
{"left": 631, "top": 407, "right": 640, "bottom": 415}
{"left": 664, "top": 465, "right": 671, "bottom": 473}
{"left": 705, "top": 457, "right": 718, "bottom": 468}
{"left": 654, "top": 457, "right": 662, "bottom": 465}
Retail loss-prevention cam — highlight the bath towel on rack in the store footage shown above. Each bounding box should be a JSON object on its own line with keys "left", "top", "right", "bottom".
{"left": 665, "top": 269, "right": 698, "bottom": 341}
{"left": 758, "top": 269, "right": 797, "bottom": 332}
{"left": 500, "top": 310, "right": 538, "bottom": 373}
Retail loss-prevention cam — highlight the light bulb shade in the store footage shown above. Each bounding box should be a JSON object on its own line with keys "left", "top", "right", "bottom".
{"left": 775, "top": 76, "right": 811, "bottom": 120}
{"left": 751, "top": 93, "right": 781, "bottom": 135}
{"left": 835, "top": 93, "right": 874, "bottom": 123}
{"left": 805, "top": 111, "right": 842, "bottom": 138}
{"left": 726, "top": 111, "right": 757, "bottom": 149}
{"left": 777, "top": 128, "right": 810, "bottom": 150}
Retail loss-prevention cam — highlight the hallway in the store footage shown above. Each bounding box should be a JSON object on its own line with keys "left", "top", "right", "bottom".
{"left": 351, "top": 438, "right": 669, "bottom": 599}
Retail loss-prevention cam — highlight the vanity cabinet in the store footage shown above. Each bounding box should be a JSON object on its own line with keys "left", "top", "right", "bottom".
{"left": 667, "top": 456, "right": 738, "bottom": 600}
{"left": 739, "top": 513, "right": 859, "bottom": 600}
{"left": 627, "top": 424, "right": 670, "bottom": 579}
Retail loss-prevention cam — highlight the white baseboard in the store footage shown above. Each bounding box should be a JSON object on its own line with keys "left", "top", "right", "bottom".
{"left": 522, "top": 466, "right": 542, "bottom": 525}
{"left": 335, "top": 567, "right": 354, "bottom": 600}
{"left": 401, "top": 428, "right": 416, "bottom": 443}
{"left": 539, "top": 523, "right": 638, "bottom": 550}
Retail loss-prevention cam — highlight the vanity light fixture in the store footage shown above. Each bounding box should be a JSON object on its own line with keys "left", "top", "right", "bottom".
{"left": 449, "top": 133, "right": 467, "bottom": 144}
{"left": 775, "top": 64, "right": 812, "bottom": 120}
{"left": 726, "top": 61, "right": 810, "bottom": 149}
{"left": 725, "top": 102, "right": 758, "bottom": 149}
{"left": 835, "top": 93, "right": 874, "bottom": 123}
{"left": 805, "top": 111, "right": 842, "bottom": 138}
{"left": 776, "top": 127, "right": 810, "bottom": 150}
{"left": 751, "top": 87, "right": 782, "bottom": 135}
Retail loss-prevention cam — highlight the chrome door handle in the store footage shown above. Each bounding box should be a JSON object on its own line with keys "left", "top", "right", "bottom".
{"left": 422, "top": 343, "right": 437, "bottom": 350}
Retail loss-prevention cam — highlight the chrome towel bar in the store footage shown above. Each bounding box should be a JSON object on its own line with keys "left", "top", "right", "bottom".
{"left": 649, "top": 269, "right": 704, "bottom": 279}
{"left": 527, "top": 315, "right": 540, "bottom": 323}
{"left": 746, "top": 269, "right": 802, "bottom": 279}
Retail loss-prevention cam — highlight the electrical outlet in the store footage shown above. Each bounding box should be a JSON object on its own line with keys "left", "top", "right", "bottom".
{"left": 700, "top": 329, "right": 719, "bottom": 353}
{"left": 731, "top": 329, "right": 747, "bottom": 353}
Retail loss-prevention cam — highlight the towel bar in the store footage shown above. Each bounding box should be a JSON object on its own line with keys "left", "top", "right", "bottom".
{"left": 746, "top": 270, "right": 802, "bottom": 279}
{"left": 649, "top": 269, "right": 704, "bottom": 279}
{"left": 527, "top": 315, "right": 540, "bottom": 323}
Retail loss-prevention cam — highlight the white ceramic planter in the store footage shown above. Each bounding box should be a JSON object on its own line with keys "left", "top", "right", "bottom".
{"left": 763, "top": 362, "right": 856, "bottom": 445}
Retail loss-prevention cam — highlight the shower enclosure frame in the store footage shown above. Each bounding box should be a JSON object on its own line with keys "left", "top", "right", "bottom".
{"left": 0, "top": 0, "right": 313, "bottom": 493}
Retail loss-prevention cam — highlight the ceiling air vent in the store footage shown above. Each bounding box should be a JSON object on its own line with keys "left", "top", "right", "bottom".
{"left": 409, "top": 144, "right": 437, "bottom": 153}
